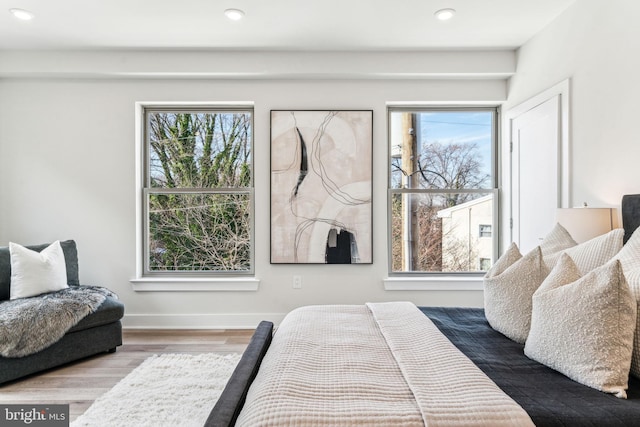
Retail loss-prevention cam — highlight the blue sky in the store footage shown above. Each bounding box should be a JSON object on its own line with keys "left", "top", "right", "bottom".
{"left": 417, "top": 111, "right": 493, "bottom": 178}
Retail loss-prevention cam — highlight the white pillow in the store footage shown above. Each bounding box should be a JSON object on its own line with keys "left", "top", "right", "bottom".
{"left": 616, "top": 226, "right": 640, "bottom": 271}
{"left": 484, "top": 245, "right": 548, "bottom": 343}
{"left": 9, "top": 241, "right": 69, "bottom": 299}
{"left": 626, "top": 268, "right": 640, "bottom": 379}
{"left": 525, "top": 254, "right": 636, "bottom": 398}
{"left": 483, "top": 224, "right": 576, "bottom": 343}
{"left": 539, "top": 222, "right": 577, "bottom": 258}
{"left": 612, "top": 227, "right": 640, "bottom": 378}
{"left": 484, "top": 241, "right": 522, "bottom": 278}
{"left": 547, "top": 228, "right": 624, "bottom": 274}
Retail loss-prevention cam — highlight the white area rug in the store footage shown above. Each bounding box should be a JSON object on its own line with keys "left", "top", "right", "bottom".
{"left": 72, "top": 353, "right": 241, "bottom": 427}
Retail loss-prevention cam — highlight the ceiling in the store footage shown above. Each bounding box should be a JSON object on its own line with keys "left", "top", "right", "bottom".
{"left": 0, "top": 0, "right": 577, "bottom": 51}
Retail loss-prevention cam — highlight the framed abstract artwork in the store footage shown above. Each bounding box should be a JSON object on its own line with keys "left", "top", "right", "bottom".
{"left": 270, "top": 110, "right": 373, "bottom": 264}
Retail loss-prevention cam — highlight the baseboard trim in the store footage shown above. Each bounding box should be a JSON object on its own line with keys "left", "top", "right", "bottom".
{"left": 122, "top": 313, "right": 287, "bottom": 329}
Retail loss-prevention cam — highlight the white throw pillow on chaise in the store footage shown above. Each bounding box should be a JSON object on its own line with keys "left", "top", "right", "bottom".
{"left": 9, "top": 240, "right": 68, "bottom": 299}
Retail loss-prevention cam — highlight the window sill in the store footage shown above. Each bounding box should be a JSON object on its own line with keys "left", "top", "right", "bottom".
{"left": 383, "top": 275, "right": 483, "bottom": 291}
{"left": 130, "top": 277, "right": 260, "bottom": 292}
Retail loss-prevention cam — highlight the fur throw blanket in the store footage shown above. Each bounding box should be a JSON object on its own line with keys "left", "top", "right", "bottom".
{"left": 0, "top": 286, "right": 116, "bottom": 358}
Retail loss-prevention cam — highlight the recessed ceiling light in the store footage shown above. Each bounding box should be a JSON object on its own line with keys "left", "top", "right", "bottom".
{"left": 224, "top": 8, "right": 245, "bottom": 21}
{"left": 9, "top": 8, "right": 34, "bottom": 21}
{"left": 434, "top": 8, "right": 456, "bottom": 21}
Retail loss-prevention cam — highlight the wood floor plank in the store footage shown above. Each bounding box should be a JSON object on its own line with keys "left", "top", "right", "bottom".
{"left": 0, "top": 329, "right": 252, "bottom": 422}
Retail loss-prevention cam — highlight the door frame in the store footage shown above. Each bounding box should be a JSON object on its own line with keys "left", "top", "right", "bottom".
{"left": 501, "top": 79, "right": 571, "bottom": 252}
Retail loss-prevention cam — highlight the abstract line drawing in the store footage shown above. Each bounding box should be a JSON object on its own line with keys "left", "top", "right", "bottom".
{"left": 270, "top": 110, "right": 373, "bottom": 264}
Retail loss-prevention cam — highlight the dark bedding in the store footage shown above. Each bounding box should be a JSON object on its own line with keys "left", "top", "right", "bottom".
{"left": 422, "top": 306, "right": 640, "bottom": 427}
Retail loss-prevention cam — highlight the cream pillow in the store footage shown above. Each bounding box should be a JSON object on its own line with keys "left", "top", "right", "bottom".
{"left": 538, "top": 222, "right": 577, "bottom": 258}
{"left": 484, "top": 245, "right": 548, "bottom": 343}
{"left": 483, "top": 224, "right": 576, "bottom": 344}
{"left": 525, "top": 254, "right": 636, "bottom": 398}
{"left": 9, "top": 241, "right": 68, "bottom": 299}
{"left": 616, "top": 227, "right": 640, "bottom": 271}
{"left": 485, "top": 241, "right": 522, "bottom": 278}
{"left": 612, "top": 227, "right": 640, "bottom": 378}
{"left": 546, "top": 228, "right": 624, "bottom": 273}
{"left": 626, "top": 268, "right": 640, "bottom": 379}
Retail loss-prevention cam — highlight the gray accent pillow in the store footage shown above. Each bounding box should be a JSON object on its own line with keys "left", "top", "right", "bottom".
{"left": 525, "top": 254, "right": 636, "bottom": 398}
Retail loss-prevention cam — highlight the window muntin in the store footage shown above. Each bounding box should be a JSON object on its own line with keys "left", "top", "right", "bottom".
{"left": 479, "top": 224, "right": 492, "bottom": 238}
{"left": 142, "top": 107, "right": 254, "bottom": 275}
{"left": 388, "top": 108, "right": 497, "bottom": 274}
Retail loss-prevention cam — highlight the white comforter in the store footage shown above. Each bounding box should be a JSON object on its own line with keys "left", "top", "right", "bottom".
{"left": 236, "top": 302, "right": 534, "bottom": 426}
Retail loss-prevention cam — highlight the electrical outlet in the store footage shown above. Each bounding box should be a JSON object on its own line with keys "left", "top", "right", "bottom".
{"left": 293, "top": 275, "right": 302, "bottom": 289}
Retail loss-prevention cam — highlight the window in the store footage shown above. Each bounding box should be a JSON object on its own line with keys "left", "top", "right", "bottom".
{"left": 479, "top": 224, "right": 492, "bottom": 238}
{"left": 479, "top": 258, "right": 492, "bottom": 271}
{"left": 141, "top": 106, "right": 254, "bottom": 276}
{"left": 388, "top": 107, "right": 498, "bottom": 274}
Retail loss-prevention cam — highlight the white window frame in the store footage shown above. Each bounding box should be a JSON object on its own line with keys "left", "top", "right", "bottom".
{"left": 132, "top": 102, "right": 258, "bottom": 291}
{"left": 386, "top": 106, "right": 499, "bottom": 283}
{"left": 479, "top": 224, "right": 492, "bottom": 238}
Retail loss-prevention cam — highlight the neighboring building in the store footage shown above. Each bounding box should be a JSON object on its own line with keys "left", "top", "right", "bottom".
{"left": 437, "top": 195, "right": 494, "bottom": 272}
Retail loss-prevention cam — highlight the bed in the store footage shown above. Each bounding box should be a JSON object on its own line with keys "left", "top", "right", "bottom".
{"left": 206, "top": 194, "right": 640, "bottom": 427}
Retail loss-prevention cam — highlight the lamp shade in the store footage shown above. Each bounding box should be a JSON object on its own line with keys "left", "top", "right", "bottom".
{"left": 556, "top": 207, "right": 615, "bottom": 243}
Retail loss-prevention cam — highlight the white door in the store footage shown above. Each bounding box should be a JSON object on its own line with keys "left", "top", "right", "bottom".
{"left": 511, "top": 95, "right": 561, "bottom": 253}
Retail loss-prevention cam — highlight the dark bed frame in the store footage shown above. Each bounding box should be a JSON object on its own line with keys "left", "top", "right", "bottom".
{"left": 206, "top": 321, "right": 273, "bottom": 427}
{"left": 206, "top": 194, "right": 640, "bottom": 427}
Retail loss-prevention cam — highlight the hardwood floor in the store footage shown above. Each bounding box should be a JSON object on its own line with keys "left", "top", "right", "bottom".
{"left": 0, "top": 329, "right": 253, "bottom": 422}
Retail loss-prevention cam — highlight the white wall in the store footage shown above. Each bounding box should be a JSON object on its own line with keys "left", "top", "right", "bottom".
{"left": 0, "top": 52, "right": 509, "bottom": 327}
{"left": 506, "top": 0, "right": 640, "bottom": 210}
{"left": 3, "top": 0, "right": 636, "bottom": 328}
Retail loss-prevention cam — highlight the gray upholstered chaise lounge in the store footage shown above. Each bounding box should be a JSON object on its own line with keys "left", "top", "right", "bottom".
{"left": 0, "top": 240, "right": 124, "bottom": 384}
